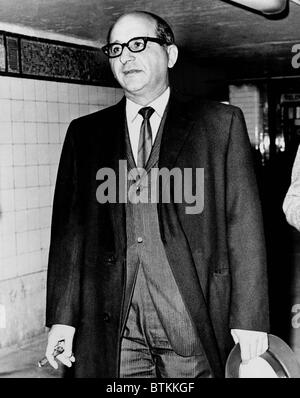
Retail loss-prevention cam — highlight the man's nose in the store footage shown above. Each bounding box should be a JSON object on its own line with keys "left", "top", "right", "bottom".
{"left": 119, "top": 46, "right": 135, "bottom": 64}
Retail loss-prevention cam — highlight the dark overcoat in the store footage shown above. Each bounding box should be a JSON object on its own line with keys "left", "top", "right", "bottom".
{"left": 46, "top": 94, "right": 269, "bottom": 378}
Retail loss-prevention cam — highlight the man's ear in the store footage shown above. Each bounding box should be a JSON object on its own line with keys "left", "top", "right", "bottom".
{"left": 167, "top": 44, "right": 178, "bottom": 69}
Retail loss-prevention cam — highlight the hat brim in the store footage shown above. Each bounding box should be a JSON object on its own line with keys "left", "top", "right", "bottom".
{"left": 225, "top": 334, "right": 300, "bottom": 378}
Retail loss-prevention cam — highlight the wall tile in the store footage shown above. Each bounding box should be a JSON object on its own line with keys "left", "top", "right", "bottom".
{"left": 0, "top": 212, "right": 15, "bottom": 236}
{"left": 97, "top": 87, "right": 107, "bottom": 104}
{"left": 12, "top": 122, "right": 25, "bottom": 144}
{"left": 89, "top": 105, "right": 100, "bottom": 114}
{"left": 14, "top": 188, "right": 26, "bottom": 211}
{"left": 24, "top": 123, "right": 37, "bottom": 144}
{"left": 79, "top": 104, "right": 89, "bottom": 117}
{"left": 16, "top": 253, "right": 29, "bottom": 275}
{"left": 0, "top": 256, "right": 17, "bottom": 280}
{"left": 24, "top": 101, "right": 36, "bottom": 122}
{"left": 0, "top": 122, "right": 12, "bottom": 144}
{"left": 40, "top": 249, "right": 49, "bottom": 270}
{"left": 27, "top": 209, "right": 39, "bottom": 231}
{"left": 34, "top": 80, "right": 47, "bottom": 101}
{"left": 35, "top": 102, "right": 48, "bottom": 122}
{"left": 49, "top": 144, "right": 61, "bottom": 165}
{"left": 68, "top": 84, "right": 79, "bottom": 104}
{"left": 26, "top": 187, "right": 39, "bottom": 209}
{"left": 27, "top": 250, "right": 42, "bottom": 273}
{"left": 25, "top": 144, "right": 39, "bottom": 165}
{"left": 48, "top": 123, "right": 60, "bottom": 144}
{"left": 0, "top": 99, "right": 11, "bottom": 122}
{"left": 11, "top": 100, "right": 24, "bottom": 122}
{"left": 39, "top": 207, "right": 51, "bottom": 229}
{"left": 69, "top": 103, "right": 80, "bottom": 120}
{"left": 1, "top": 233, "right": 16, "bottom": 258}
{"left": 58, "top": 83, "right": 69, "bottom": 103}
{"left": 40, "top": 228, "right": 50, "bottom": 250}
{"left": 38, "top": 165, "right": 50, "bottom": 186}
{"left": 27, "top": 230, "right": 41, "bottom": 252}
{"left": 16, "top": 231, "right": 28, "bottom": 255}
{"left": 0, "top": 166, "right": 14, "bottom": 190}
{"left": 23, "top": 79, "right": 36, "bottom": 101}
{"left": 38, "top": 144, "right": 50, "bottom": 165}
{"left": 78, "top": 85, "right": 89, "bottom": 104}
{"left": 14, "top": 166, "right": 26, "bottom": 188}
{"left": 59, "top": 124, "right": 68, "bottom": 143}
{"left": 26, "top": 166, "right": 39, "bottom": 187}
{"left": 1, "top": 189, "right": 15, "bottom": 212}
{"left": 47, "top": 102, "right": 59, "bottom": 123}
{"left": 115, "top": 89, "right": 123, "bottom": 102}
{"left": 88, "top": 86, "right": 99, "bottom": 105}
{"left": 13, "top": 145, "right": 26, "bottom": 166}
{"left": 36, "top": 123, "right": 49, "bottom": 144}
{"left": 58, "top": 103, "right": 70, "bottom": 123}
{"left": 0, "top": 77, "right": 11, "bottom": 99}
{"left": 0, "top": 145, "right": 13, "bottom": 166}
{"left": 15, "top": 210, "right": 28, "bottom": 233}
{"left": 10, "top": 79, "right": 24, "bottom": 100}
{"left": 50, "top": 164, "right": 58, "bottom": 186}
{"left": 46, "top": 81, "right": 58, "bottom": 102}
{"left": 39, "top": 186, "right": 51, "bottom": 207}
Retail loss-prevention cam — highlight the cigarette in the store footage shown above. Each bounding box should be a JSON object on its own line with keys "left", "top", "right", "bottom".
{"left": 37, "top": 342, "right": 65, "bottom": 367}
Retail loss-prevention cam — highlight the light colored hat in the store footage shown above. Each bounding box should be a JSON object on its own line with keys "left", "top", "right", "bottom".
{"left": 225, "top": 334, "right": 300, "bottom": 378}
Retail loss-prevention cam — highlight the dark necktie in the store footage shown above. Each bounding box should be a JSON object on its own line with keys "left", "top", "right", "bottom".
{"left": 137, "top": 106, "right": 155, "bottom": 168}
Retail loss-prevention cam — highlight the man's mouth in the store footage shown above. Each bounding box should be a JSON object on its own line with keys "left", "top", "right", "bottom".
{"left": 123, "top": 69, "right": 141, "bottom": 75}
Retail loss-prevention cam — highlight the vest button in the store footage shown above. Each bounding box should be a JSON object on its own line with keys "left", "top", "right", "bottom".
{"left": 137, "top": 237, "right": 143, "bottom": 243}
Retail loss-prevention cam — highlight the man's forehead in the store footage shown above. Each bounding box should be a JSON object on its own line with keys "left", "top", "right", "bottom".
{"left": 110, "top": 14, "right": 156, "bottom": 42}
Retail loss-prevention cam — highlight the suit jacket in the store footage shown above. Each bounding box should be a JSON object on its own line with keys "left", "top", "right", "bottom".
{"left": 46, "top": 93, "right": 269, "bottom": 378}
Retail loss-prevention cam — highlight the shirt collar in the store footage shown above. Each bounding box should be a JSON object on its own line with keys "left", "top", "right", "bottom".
{"left": 126, "top": 87, "right": 170, "bottom": 123}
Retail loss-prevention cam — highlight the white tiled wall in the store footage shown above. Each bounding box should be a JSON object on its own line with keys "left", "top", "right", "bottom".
{"left": 0, "top": 75, "right": 123, "bottom": 348}
{"left": 229, "top": 84, "right": 262, "bottom": 146}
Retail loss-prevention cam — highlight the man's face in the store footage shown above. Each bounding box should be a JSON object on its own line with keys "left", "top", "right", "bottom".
{"left": 109, "top": 14, "right": 177, "bottom": 103}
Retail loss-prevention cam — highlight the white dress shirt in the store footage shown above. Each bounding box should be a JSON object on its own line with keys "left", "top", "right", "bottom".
{"left": 125, "top": 87, "right": 170, "bottom": 164}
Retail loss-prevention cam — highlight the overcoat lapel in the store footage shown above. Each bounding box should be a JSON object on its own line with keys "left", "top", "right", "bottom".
{"left": 158, "top": 95, "right": 196, "bottom": 171}
{"left": 107, "top": 98, "right": 127, "bottom": 256}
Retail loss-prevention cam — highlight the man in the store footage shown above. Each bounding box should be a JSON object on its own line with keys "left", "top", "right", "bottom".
{"left": 45, "top": 11, "right": 269, "bottom": 378}
{"left": 283, "top": 144, "right": 300, "bottom": 231}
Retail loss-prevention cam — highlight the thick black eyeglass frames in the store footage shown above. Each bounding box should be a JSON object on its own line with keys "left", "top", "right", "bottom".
{"left": 102, "top": 36, "right": 166, "bottom": 58}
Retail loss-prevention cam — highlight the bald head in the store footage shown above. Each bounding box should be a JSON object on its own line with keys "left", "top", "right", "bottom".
{"left": 107, "top": 11, "right": 175, "bottom": 45}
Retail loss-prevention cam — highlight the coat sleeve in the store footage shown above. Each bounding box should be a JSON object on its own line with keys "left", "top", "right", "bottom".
{"left": 226, "top": 107, "right": 269, "bottom": 332}
{"left": 282, "top": 145, "right": 300, "bottom": 231}
{"left": 46, "top": 121, "right": 83, "bottom": 328}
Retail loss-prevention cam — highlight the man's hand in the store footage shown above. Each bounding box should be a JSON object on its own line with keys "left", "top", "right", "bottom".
{"left": 230, "top": 329, "right": 268, "bottom": 364}
{"left": 46, "top": 324, "right": 76, "bottom": 369}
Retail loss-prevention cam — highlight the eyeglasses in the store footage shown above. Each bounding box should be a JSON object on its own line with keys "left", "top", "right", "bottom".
{"left": 102, "top": 36, "right": 166, "bottom": 58}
